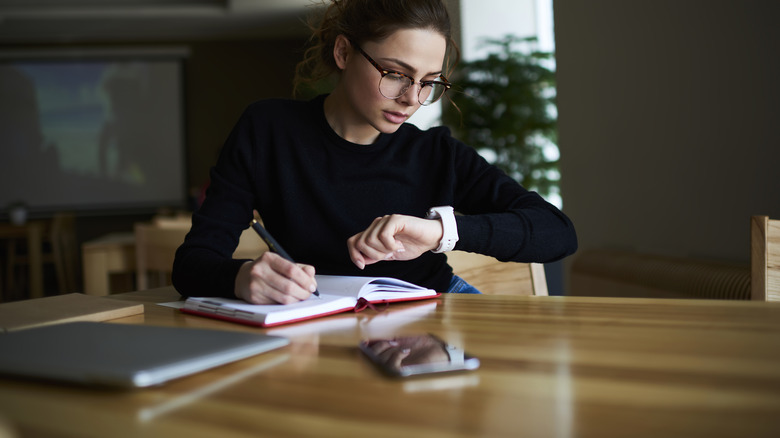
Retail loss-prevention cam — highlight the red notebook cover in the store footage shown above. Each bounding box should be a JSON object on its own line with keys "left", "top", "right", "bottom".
{"left": 181, "top": 275, "right": 441, "bottom": 328}
{"left": 180, "top": 293, "right": 440, "bottom": 328}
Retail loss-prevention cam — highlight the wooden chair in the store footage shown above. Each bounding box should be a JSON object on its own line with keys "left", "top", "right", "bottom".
{"left": 5, "top": 212, "right": 78, "bottom": 297}
{"left": 134, "top": 221, "right": 189, "bottom": 290}
{"left": 751, "top": 215, "right": 780, "bottom": 301}
{"left": 49, "top": 212, "right": 79, "bottom": 294}
{"left": 134, "top": 216, "right": 268, "bottom": 290}
{"left": 446, "top": 250, "right": 548, "bottom": 296}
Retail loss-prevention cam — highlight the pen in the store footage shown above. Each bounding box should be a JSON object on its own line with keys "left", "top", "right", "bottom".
{"left": 251, "top": 219, "right": 320, "bottom": 297}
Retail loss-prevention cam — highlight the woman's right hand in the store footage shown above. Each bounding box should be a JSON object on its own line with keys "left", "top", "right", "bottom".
{"left": 234, "top": 252, "right": 318, "bottom": 304}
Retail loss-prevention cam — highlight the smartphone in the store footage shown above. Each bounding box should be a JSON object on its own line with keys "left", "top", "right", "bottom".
{"left": 359, "top": 334, "right": 480, "bottom": 377}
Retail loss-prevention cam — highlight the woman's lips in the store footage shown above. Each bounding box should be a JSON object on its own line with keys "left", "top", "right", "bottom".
{"left": 383, "top": 110, "right": 408, "bottom": 124}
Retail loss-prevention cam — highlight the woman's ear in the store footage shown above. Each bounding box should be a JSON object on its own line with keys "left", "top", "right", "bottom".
{"left": 333, "top": 34, "right": 351, "bottom": 70}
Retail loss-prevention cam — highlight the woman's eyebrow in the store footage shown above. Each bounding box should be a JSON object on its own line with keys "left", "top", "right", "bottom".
{"left": 382, "top": 57, "right": 443, "bottom": 77}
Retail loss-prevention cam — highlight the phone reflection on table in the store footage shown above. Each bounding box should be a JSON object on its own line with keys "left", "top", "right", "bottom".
{"left": 359, "top": 334, "right": 479, "bottom": 377}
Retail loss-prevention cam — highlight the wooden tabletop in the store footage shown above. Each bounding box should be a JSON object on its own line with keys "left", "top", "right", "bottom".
{"left": 1, "top": 288, "right": 780, "bottom": 437}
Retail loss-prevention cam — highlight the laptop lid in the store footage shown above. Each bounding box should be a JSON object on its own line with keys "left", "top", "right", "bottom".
{"left": 0, "top": 322, "right": 289, "bottom": 388}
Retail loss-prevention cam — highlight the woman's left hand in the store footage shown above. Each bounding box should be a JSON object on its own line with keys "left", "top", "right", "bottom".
{"left": 347, "top": 214, "right": 443, "bottom": 269}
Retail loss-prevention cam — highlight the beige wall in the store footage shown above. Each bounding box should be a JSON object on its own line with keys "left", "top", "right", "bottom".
{"left": 554, "top": 1, "right": 780, "bottom": 279}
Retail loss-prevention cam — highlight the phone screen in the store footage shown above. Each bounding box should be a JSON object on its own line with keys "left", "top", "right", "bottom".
{"left": 359, "top": 334, "right": 480, "bottom": 377}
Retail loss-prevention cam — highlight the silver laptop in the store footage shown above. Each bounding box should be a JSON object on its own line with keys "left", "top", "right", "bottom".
{"left": 0, "top": 322, "right": 289, "bottom": 388}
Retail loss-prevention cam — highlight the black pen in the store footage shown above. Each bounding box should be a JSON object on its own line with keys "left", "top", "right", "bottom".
{"left": 251, "top": 219, "right": 320, "bottom": 297}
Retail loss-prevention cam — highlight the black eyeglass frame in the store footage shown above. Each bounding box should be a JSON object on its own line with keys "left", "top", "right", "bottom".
{"left": 351, "top": 41, "right": 452, "bottom": 106}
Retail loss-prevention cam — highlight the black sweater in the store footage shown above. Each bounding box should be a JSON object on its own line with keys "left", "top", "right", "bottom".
{"left": 172, "top": 95, "right": 577, "bottom": 296}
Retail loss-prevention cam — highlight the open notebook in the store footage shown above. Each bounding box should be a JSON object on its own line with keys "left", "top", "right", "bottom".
{"left": 182, "top": 275, "right": 440, "bottom": 327}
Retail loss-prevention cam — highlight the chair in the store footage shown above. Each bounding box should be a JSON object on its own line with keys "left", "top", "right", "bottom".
{"left": 134, "top": 221, "right": 189, "bottom": 290}
{"left": 446, "top": 251, "right": 548, "bottom": 296}
{"left": 49, "top": 213, "right": 79, "bottom": 294}
{"left": 5, "top": 212, "right": 79, "bottom": 297}
{"left": 134, "top": 216, "right": 268, "bottom": 290}
{"left": 751, "top": 215, "right": 780, "bottom": 301}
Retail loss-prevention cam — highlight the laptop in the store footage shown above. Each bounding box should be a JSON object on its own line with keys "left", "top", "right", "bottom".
{"left": 0, "top": 322, "right": 289, "bottom": 388}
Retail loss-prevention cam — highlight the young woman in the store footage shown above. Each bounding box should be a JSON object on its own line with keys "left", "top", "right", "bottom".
{"left": 172, "top": 0, "right": 577, "bottom": 304}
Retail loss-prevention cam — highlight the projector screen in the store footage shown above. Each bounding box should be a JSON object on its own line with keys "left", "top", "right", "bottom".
{"left": 0, "top": 52, "right": 186, "bottom": 214}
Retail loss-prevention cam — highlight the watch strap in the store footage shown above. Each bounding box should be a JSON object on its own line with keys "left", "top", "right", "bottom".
{"left": 426, "top": 206, "right": 459, "bottom": 253}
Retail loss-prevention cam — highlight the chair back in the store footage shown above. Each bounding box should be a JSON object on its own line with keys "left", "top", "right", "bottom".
{"left": 751, "top": 215, "right": 780, "bottom": 301}
{"left": 49, "top": 212, "right": 78, "bottom": 294}
{"left": 3, "top": 213, "right": 78, "bottom": 299}
{"left": 134, "top": 221, "right": 189, "bottom": 290}
{"left": 446, "top": 251, "right": 548, "bottom": 296}
{"left": 134, "top": 216, "right": 268, "bottom": 290}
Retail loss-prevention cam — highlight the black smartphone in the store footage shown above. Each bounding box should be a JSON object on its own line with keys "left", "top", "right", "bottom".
{"left": 359, "top": 334, "right": 480, "bottom": 378}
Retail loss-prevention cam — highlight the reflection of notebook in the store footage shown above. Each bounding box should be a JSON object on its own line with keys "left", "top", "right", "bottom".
{"left": 266, "top": 301, "right": 439, "bottom": 339}
{"left": 0, "top": 322, "right": 289, "bottom": 388}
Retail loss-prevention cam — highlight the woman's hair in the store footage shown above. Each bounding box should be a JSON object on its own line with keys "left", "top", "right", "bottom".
{"left": 293, "top": 0, "right": 460, "bottom": 96}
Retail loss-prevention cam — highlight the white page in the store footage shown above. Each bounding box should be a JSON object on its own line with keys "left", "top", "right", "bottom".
{"left": 315, "top": 275, "right": 435, "bottom": 300}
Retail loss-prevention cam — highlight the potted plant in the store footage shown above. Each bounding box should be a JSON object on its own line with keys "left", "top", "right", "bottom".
{"left": 443, "top": 35, "right": 559, "bottom": 200}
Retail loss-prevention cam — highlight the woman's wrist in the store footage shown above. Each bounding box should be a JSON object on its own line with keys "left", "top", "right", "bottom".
{"left": 425, "top": 218, "right": 445, "bottom": 252}
{"left": 234, "top": 261, "right": 253, "bottom": 300}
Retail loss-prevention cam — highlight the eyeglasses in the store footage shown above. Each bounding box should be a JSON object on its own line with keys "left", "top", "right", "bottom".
{"left": 352, "top": 42, "right": 451, "bottom": 106}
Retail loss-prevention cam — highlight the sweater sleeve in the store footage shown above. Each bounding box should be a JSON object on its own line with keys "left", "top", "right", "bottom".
{"left": 449, "top": 139, "right": 578, "bottom": 263}
{"left": 171, "top": 108, "right": 258, "bottom": 298}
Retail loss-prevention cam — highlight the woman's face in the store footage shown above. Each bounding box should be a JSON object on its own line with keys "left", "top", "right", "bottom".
{"left": 333, "top": 28, "right": 447, "bottom": 143}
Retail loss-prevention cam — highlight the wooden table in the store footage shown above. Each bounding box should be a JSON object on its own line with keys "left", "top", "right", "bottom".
{"left": 0, "top": 221, "right": 45, "bottom": 299}
{"left": 1, "top": 288, "right": 780, "bottom": 437}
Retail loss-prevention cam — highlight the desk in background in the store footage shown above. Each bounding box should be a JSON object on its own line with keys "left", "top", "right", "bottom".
{"left": 1, "top": 289, "right": 779, "bottom": 437}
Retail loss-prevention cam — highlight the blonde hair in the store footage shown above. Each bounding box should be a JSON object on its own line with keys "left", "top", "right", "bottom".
{"left": 294, "top": 0, "right": 460, "bottom": 96}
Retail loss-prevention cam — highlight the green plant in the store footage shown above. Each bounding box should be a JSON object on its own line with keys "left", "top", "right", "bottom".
{"left": 443, "top": 35, "right": 559, "bottom": 199}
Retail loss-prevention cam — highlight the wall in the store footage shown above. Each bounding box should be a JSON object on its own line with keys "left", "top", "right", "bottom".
{"left": 554, "top": 0, "right": 780, "bottom": 291}
{"left": 183, "top": 38, "right": 307, "bottom": 190}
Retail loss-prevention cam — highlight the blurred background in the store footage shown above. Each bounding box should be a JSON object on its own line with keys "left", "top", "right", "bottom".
{"left": 0, "top": 0, "right": 778, "bottom": 298}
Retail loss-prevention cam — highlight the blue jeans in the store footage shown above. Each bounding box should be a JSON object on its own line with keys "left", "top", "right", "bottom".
{"left": 447, "top": 275, "right": 482, "bottom": 294}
